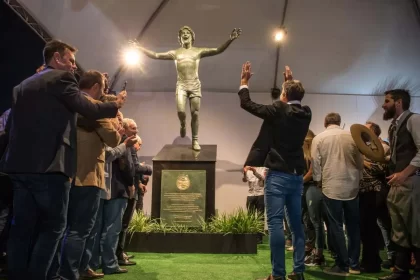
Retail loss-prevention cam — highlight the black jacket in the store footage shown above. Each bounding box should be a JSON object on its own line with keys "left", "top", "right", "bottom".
{"left": 239, "top": 87, "right": 312, "bottom": 175}
{"left": 0, "top": 67, "right": 118, "bottom": 178}
{"left": 111, "top": 136, "right": 135, "bottom": 199}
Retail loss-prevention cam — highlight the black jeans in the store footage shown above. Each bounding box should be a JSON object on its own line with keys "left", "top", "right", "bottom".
{"left": 359, "top": 191, "right": 382, "bottom": 270}
{"left": 7, "top": 173, "right": 71, "bottom": 280}
{"left": 246, "top": 195, "right": 265, "bottom": 217}
{"left": 117, "top": 198, "right": 136, "bottom": 259}
{"left": 246, "top": 195, "right": 265, "bottom": 242}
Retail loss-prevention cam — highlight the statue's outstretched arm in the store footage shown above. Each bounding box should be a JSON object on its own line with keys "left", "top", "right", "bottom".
{"left": 139, "top": 46, "right": 174, "bottom": 60}
{"left": 200, "top": 28, "right": 241, "bottom": 58}
{"left": 129, "top": 40, "right": 174, "bottom": 60}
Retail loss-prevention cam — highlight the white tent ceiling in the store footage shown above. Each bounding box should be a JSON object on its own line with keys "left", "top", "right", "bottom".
{"left": 18, "top": 0, "right": 420, "bottom": 95}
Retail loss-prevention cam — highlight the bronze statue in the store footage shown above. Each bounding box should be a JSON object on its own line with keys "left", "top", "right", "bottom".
{"left": 131, "top": 26, "right": 242, "bottom": 150}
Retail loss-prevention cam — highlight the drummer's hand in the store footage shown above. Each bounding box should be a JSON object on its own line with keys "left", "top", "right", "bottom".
{"left": 386, "top": 172, "right": 408, "bottom": 186}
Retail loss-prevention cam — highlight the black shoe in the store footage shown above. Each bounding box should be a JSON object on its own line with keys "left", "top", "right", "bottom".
{"left": 323, "top": 265, "right": 350, "bottom": 277}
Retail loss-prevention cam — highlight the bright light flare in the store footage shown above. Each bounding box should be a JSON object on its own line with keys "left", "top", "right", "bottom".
{"left": 274, "top": 30, "right": 285, "bottom": 42}
{"left": 124, "top": 48, "right": 140, "bottom": 66}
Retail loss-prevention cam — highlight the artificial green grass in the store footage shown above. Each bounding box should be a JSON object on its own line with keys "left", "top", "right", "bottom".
{"left": 104, "top": 241, "right": 392, "bottom": 280}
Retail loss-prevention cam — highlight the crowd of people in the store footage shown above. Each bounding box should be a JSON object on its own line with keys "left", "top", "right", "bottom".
{"left": 239, "top": 62, "right": 419, "bottom": 280}
{"left": 0, "top": 39, "right": 150, "bottom": 279}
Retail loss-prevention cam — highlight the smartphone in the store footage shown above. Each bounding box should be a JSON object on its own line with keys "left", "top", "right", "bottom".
{"left": 122, "top": 81, "right": 127, "bottom": 91}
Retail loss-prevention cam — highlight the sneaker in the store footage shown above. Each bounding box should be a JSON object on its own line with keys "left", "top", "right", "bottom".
{"left": 323, "top": 265, "right": 350, "bottom": 277}
{"left": 349, "top": 268, "right": 361, "bottom": 275}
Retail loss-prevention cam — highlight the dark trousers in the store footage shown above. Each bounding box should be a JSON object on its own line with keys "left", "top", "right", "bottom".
{"left": 0, "top": 201, "right": 11, "bottom": 255}
{"left": 305, "top": 185, "right": 324, "bottom": 250}
{"left": 359, "top": 191, "right": 382, "bottom": 270}
{"left": 59, "top": 186, "right": 101, "bottom": 280}
{"left": 246, "top": 195, "right": 265, "bottom": 216}
{"left": 0, "top": 173, "right": 12, "bottom": 261}
{"left": 7, "top": 174, "right": 71, "bottom": 280}
{"left": 323, "top": 195, "right": 360, "bottom": 271}
{"left": 116, "top": 198, "right": 136, "bottom": 260}
{"left": 246, "top": 195, "right": 265, "bottom": 242}
{"left": 302, "top": 185, "right": 315, "bottom": 249}
{"left": 0, "top": 200, "right": 12, "bottom": 271}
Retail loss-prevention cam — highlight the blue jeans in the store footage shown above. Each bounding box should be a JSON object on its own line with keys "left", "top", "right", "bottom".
{"left": 59, "top": 186, "right": 101, "bottom": 280}
{"left": 265, "top": 170, "right": 305, "bottom": 277}
{"left": 89, "top": 198, "right": 127, "bottom": 274}
{"left": 7, "top": 174, "right": 70, "bottom": 280}
{"left": 305, "top": 185, "right": 325, "bottom": 250}
{"left": 323, "top": 195, "right": 360, "bottom": 270}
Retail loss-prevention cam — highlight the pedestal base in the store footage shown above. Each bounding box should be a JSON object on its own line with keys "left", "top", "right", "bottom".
{"left": 151, "top": 144, "right": 217, "bottom": 224}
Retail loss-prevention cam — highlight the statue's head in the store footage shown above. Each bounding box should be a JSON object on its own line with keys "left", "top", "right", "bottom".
{"left": 178, "top": 26, "right": 195, "bottom": 46}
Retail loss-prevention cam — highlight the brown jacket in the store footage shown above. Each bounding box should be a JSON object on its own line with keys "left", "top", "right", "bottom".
{"left": 74, "top": 95, "right": 121, "bottom": 188}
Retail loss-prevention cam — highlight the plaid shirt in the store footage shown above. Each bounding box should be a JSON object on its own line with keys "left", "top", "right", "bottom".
{"left": 360, "top": 143, "right": 389, "bottom": 193}
{"left": 360, "top": 157, "right": 387, "bottom": 192}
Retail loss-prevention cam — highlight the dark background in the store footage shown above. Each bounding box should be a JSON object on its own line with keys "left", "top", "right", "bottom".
{"left": 0, "top": 1, "right": 45, "bottom": 115}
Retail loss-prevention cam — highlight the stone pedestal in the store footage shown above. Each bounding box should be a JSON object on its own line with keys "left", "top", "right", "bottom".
{"left": 151, "top": 144, "right": 217, "bottom": 226}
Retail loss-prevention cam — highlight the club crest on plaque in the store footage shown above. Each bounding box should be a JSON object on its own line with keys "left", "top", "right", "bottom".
{"left": 176, "top": 174, "right": 191, "bottom": 191}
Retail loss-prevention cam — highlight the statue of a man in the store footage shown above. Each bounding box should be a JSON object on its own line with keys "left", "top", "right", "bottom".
{"left": 132, "top": 26, "right": 241, "bottom": 150}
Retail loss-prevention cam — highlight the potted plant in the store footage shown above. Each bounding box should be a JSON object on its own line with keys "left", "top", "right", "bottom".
{"left": 125, "top": 208, "right": 264, "bottom": 254}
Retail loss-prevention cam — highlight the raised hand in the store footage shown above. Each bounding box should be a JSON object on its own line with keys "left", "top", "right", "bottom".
{"left": 283, "top": 65, "right": 293, "bottom": 82}
{"left": 230, "top": 28, "right": 242, "bottom": 40}
{"left": 241, "top": 61, "right": 253, "bottom": 82}
{"left": 115, "top": 90, "right": 127, "bottom": 108}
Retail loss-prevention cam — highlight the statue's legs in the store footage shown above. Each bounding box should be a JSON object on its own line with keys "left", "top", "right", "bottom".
{"left": 190, "top": 97, "right": 201, "bottom": 151}
{"left": 175, "top": 89, "right": 187, "bottom": 138}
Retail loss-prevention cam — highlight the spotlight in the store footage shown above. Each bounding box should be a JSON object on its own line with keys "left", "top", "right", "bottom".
{"left": 124, "top": 48, "right": 140, "bottom": 66}
{"left": 274, "top": 28, "right": 287, "bottom": 42}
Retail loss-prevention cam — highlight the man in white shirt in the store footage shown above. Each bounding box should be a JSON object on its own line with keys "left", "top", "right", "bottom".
{"left": 311, "top": 112, "right": 363, "bottom": 277}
